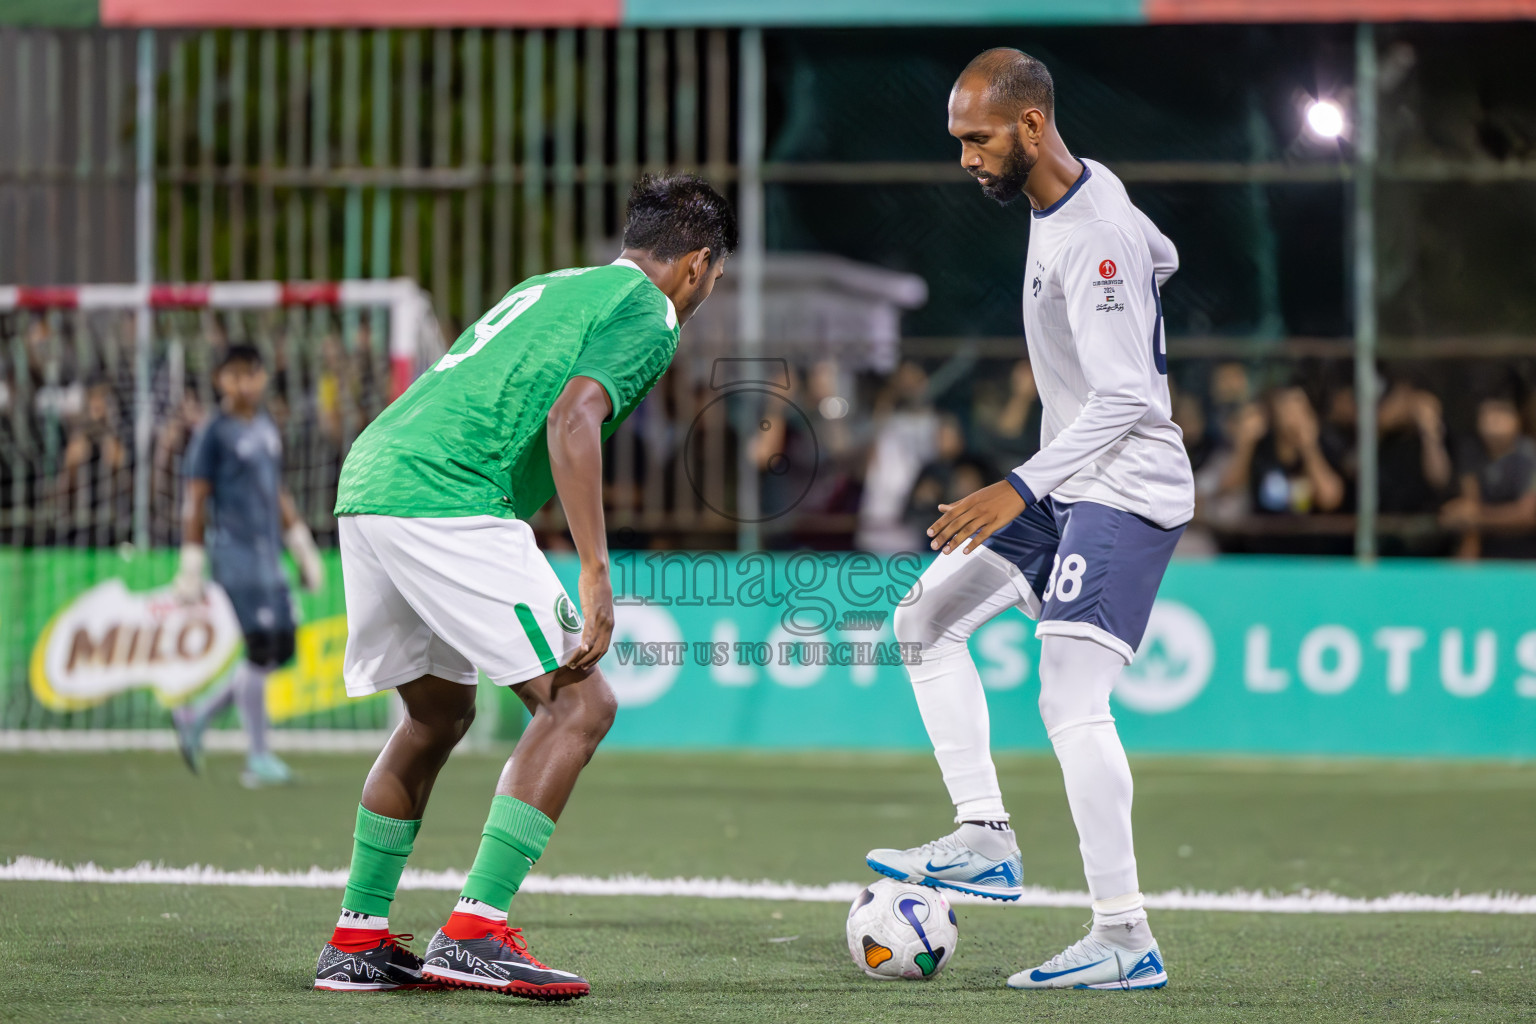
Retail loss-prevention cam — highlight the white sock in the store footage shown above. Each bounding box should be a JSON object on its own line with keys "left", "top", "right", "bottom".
{"left": 1038, "top": 635, "right": 1140, "bottom": 901}
{"left": 336, "top": 909, "right": 387, "bottom": 931}
{"left": 895, "top": 547, "right": 1031, "bottom": 825}
{"left": 908, "top": 645, "right": 1009, "bottom": 823}
{"left": 454, "top": 897, "right": 507, "bottom": 922}
{"left": 956, "top": 821, "right": 1017, "bottom": 859}
{"left": 188, "top": 667, "right": 240, "bottom": 734}
{"left": 235, "top": 661, "right": 271, "bottom": 757}
{"left": 1092, "top": 892, "right": 1153, "bottom": 949}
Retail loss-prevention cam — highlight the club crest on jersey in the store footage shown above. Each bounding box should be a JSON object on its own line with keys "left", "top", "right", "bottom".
{"left": 555, "top": 595, "right": 583, "bottom": 633}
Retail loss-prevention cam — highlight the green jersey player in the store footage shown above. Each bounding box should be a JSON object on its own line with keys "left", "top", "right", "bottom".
{"left": 313, "top": 175, "right": 736, "bottom": 1000}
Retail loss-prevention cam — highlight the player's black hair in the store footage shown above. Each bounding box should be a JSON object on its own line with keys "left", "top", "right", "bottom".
{"left": 218, "top": 343, "right": 263, "bottom": 371}
{"left": 958, "top": 47, "right": 1055, "bottom": 122}
{"left": 621, "top": 173, "right": 738, "bottom": 265}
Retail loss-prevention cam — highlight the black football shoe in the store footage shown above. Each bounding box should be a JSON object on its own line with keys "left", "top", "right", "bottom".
{"left": 420, "top": 914, "right": 589, "bottom": 1001}
{"left": 313, "top": 931, "right": 438, "bottom": 992}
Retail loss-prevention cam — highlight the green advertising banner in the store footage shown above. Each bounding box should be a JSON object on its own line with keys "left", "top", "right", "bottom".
{"left": 0, "top": 548, "right": 388, "bottom": 732}
{"left": 4, "top": 548, "right": 1535, "bottom": 756}
{"left": 546, "top": 552, "right": 1536, "bottom": 757}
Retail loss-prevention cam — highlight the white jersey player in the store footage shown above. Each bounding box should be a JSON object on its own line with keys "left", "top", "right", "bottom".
{"left": 865, "top": 48, "right": 1193, "bottom": 991}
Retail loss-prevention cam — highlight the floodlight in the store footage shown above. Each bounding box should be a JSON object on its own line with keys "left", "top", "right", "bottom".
{"left": 1305, "top": 99, "right": 1346, "bottom": 139}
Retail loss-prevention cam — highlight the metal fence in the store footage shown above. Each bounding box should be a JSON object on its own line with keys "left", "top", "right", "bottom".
{"left": 3, "top": 23, "right": 1536, "bottom": 555}
{"left": 0, "top": 26, "right": 739, "bottom": 333}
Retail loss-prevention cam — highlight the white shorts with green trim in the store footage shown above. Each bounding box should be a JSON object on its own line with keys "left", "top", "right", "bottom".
{"left": 338, "top": 514, "right": 584, "bottom": 696}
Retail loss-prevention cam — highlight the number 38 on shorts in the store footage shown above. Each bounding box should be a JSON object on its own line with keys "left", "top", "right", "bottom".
{"left": 980, "top": 496, "right": 1185, "bottom": 664}
{"left": 1041, "top": 552, "right": 1087, "bottom": 602}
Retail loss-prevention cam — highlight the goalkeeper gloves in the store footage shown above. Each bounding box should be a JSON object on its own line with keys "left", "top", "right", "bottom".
{"left": 173, "top": 544, "right": 206, "bottom": 603}
{"left": 285, "top": 521, "right": 325, "bottom": 592}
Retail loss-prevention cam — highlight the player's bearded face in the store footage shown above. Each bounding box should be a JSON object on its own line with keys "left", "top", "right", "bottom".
{"left": 975, "top": 131, "right": 1033, "bottom": 206}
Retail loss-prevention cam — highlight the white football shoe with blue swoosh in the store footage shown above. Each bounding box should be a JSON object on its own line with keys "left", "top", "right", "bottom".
{"left": 865, "top": 827, "right": 1024, "bottom": 901}
{"left": 1007, "top": 933, "right": 1167, "bottom": 990}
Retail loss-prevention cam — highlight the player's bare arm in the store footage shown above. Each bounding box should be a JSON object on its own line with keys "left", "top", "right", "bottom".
{"left": 548, "top": 376, "right": 617, "bottom": 671}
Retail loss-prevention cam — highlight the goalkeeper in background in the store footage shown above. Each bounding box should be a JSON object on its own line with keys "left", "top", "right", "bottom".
{"left": 171, "top": 344, "right": 324, "bottom": 788}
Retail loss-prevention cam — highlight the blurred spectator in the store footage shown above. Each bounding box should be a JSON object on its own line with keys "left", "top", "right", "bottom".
{"left": 57, "top": 381, "right": 129, "bottom": 545}
{"left": 1208, "top": 361, "right": 1253, "bottom": 446}
{"left": 857, "top": 361, "right": 938, "bottom": 551}
{"left": 1376, "top": 380, "right": 1453, "bottom": 514}
{"left": 1224, "top": 387, "right": 1348, "bottom": 516}
{"left": 1320, "top": 383, "right": 1360, "bottom": 509}
{"left": 971, "top": 359, "right": 1041, "bottom": 472}
{"left": 152, "top": 391, "right": 205, "bottom": 544}
{"left": 758, "top": 361, "right": 865, "bottom": 546}
{"left": 317, "top": 331, "right": 352, "bottom": 445}
{"left": 25, "top": 319, "right": 82, "bottom": 472}
{"left": 904, "top": 414, "right": 1000, "bottom": 539}
{"left": 1441, "top": 394, "right": 1536, "bottom": 559}
{"left": 1171, "top": 388, "right": 1223, "bottom": 554}
{"left": 1173, "top": 389, "right": 1218, "bottom": 475}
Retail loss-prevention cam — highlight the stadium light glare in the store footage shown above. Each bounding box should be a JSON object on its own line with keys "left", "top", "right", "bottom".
{"left": 1305, "top": 99, "right": 1346, "bottom": 139}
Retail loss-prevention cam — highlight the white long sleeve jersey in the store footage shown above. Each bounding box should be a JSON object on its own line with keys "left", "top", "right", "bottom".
{"left": 1008, "top": 158, "right": 1194, "bottom": 529}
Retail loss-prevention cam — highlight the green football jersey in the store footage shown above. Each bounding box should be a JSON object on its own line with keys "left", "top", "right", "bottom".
{"left": 335, "top": 259, "right": 681, "bottom": 520}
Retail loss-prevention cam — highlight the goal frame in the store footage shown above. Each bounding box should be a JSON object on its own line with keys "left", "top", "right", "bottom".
{"left": 0, "top": 278, "right": 438, "bottom": 401}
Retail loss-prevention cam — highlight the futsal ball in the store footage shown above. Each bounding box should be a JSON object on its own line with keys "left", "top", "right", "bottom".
{"left": 845, "top": 878, "right": 957, "bottom": 980}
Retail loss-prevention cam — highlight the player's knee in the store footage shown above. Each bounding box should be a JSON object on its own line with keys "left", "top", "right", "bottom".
{"left": 894, "top": 587, "right": 949, "bottom": 652}
{"left": 1037, "top": 681, "right": 1076, "bottom": 736}
{"left": 892, "top": 595, "right": 922, "bottom": 648}
{"left": 544, "top": 667, "right": 616, "bottom": 753}
{"left": 424, "top": 703, "right": 475, "bottom": 745}
{"left": 564, "top": 677, "right": 616, "bottom": 768}
{"left": 401, "top": 682, "right": 477, "bottom": 744}
{"left": 244, "top": 629, "right": 295, "bottom": 669}
{"left": 1036, "top": 636, "right": 1116, "bottom": 733}
{"left": 577, "top": 673, "right": 618, "bottom": 745}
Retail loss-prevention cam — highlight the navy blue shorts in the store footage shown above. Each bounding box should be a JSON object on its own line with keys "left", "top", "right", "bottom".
{"left": 218, "top": 579, "right": 297, "bottom": 667}
{"left": 983, "top": 497, "right": 1184, "bottom": 662}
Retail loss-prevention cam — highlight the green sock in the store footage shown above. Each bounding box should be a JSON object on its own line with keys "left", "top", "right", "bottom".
{"left": 459, "top": 796, "right": 555, "bottom": 912}
{"left": 341, "top": 805, "right": 421, "bottom": 917}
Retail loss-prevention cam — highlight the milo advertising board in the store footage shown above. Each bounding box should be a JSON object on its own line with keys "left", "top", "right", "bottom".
{"left": 1, "top": 549, "right": 382, "bottom": 731}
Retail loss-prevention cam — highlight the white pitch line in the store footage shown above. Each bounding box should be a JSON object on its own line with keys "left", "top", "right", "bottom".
{"left": 3, "top": 857, "right": 1534, "bottom": 915}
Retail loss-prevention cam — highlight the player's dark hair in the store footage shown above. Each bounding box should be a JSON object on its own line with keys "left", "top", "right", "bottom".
{"left": 218, "top": 343, "right": 263, "bottom": 371}
{"left": 959, "top": 47, "right": 1055, "bottom": 122}
{"left": 621, "top": 173, "right": 738, "bottom": 265}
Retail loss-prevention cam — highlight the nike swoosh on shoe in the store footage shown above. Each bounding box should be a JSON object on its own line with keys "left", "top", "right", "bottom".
{"left": 493, "top": 961, "right": 582, "bottom": 980}
{"left": 924, "top": 859, "right": 968, "bottom": 872}
{"left": 1030, "top": 958, "right": 1111, "bottom": 982}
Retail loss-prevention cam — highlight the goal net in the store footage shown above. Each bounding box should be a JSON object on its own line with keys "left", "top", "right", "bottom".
{"left": 0, "top": 280, "right": 445, "bottom": 749}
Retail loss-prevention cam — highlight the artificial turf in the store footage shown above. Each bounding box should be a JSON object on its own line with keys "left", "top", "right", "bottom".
{"left": 2, "top": 749, "right": 1534, "bottom": 1022}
